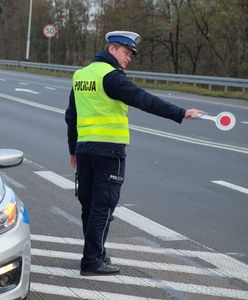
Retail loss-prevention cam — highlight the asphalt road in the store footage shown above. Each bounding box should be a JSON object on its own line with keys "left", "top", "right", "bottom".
{"left": 0, "top": 69, "right": 248, "bottom": 300}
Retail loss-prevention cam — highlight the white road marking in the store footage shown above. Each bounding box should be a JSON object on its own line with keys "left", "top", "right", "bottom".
{"left": 31, "top": 248, "right": 203, "bottom": 276}
{"left": 49, "top": 203, "right": 187, "bottom": 241}
{"left": 31, "top": 234, "right": 248, "bottom": 284}
{"left": 34, "top": 171, "right": 74, "bottom": 189}
{"left": 129, "top": 124, "right": 248, "bottom": 154}
{"left": 31, "top": 233, "right": 186, "bottom": 253}
{"left": 241, "top": 121, "right": 248, "bottom": 124}
{"left": 28, "top": 166, "right": 248, "bottom": 282}
{"left": 0, "top": 93, "right": 64, "bottom": 113}
{"left": 30, "top": 282, "right": 162, "bottom": 300}
{"left": 51, "top": 206, "right": 81, "bottom": 226}
{"left": 212, "top": 180, "right": 248, "bottom": 195}
{"left": 31, "top": 265, "right": 248, "bottom": 299}
{"left": 181, "top": 250, "right": 248, "bottom": 284}
{"left": 1, "top": 173, "right": 25, "bottom": 188}
{"left": 0, "top": 78, "right": 6, "bottom": 81}
{"left": 153, "top": 92, "right": 248, "bottom": 110}
{"left": 45, "top": 86, "right": 56, "bottom": 90}
{"left": 1, "top": 92, "right": 247, "bottom": 154}
{"left": 15, "top": 88, "right": 39, "bottom": 94}
{"left": 31, "top": 248, "right": 219, "bottom": 276}
{"left": 115, "top": 206, "right": 187, "bottom": 241}
{"left": 18, "top": 82, "right": 28, "bottom": 85}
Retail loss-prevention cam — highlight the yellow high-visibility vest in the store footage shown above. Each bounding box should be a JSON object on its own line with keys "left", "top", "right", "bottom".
{"left": 73, "top": 62, "right": 129, "bottom": 144}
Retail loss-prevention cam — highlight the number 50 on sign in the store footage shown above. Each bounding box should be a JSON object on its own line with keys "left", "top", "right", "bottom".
{"left": 43, "top": 24, "right": 58, "bottom": 39}
{"left": 42, "top": 24, "right": 58, "bottom": 63}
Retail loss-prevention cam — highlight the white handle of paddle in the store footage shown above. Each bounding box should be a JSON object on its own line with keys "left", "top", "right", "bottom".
{"left": 197, "top": 114, "right": 216, "bottom": 121}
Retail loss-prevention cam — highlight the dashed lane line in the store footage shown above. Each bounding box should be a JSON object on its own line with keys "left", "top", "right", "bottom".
{"left": 45, "top": 86, "right": 56, "bottom": 90}
{"left": 34, "top": 171, "right": 74, "bottom": 189}
{"left": 17, "top": 82, "right": 28, "bottom": 85}
{"left": 212, "top": 180, "right": 248, "bottom": 195}
{"left": 15, "top": 88, "right": 40, "bottom": 94}
{"left": 115, "top": 206, "right": 186, "bottom": 241}
{"left": 1, "top": 173, "right": 26, "bottom": 188}
{"left": 51, "top": 206, "right": 81, "bottom": 226}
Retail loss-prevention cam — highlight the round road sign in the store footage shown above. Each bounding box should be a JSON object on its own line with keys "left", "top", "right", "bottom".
{"left": 43, "top": 24, "right": 58, "bottom": 39}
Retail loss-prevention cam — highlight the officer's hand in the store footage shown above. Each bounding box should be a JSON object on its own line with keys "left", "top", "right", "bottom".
{"left": 184, "top": 108, "right": 207, "bottom": 119}
{"left": 70, "top": 155, "right": 77, "bottom": 169}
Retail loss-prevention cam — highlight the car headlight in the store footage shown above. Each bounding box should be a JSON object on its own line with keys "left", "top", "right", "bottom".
{"left": 0, "top": 177, "right": 18, "bottom": 234}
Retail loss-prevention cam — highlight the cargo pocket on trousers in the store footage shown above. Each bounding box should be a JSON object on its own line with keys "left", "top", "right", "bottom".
{"left": 107, "top": 155, "right": 125, "bottom": 208}
{"left": 107, "top": 175, "right": 123, "bottom": 208}
{"left": 108, "top": 186, "right": 120, "bottom": 208}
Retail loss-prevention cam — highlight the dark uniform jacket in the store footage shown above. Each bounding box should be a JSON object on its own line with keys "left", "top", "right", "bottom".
{"left": 65, "top": 50, "right": 186, "bottom": 158}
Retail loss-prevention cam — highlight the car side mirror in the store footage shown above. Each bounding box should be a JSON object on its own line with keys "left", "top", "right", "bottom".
{"left": 0, "top": 149, "right": 24, "bottom": 168}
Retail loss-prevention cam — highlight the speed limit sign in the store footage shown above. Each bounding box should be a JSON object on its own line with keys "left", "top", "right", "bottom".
{"left": 43, "top": 24, "right": 58, "bottom": 39}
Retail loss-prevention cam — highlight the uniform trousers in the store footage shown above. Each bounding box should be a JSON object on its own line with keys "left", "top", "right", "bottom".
{"left": 76, "top": 151, "right": 125, "bottom": 270}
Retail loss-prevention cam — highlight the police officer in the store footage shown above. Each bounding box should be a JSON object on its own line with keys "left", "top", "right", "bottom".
{"left": 65, "top": 31, "right": 205, "bottom": 275}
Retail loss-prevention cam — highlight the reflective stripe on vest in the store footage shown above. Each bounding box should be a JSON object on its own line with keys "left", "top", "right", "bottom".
{"left": 73, "top": 62, "right": 130, "bottom": 144}
{"left": 77, "top": 116, "right": 128, "bottom": 126}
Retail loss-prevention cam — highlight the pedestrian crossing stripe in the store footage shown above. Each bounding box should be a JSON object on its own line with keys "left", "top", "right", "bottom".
{"left": 30, "top": 282, "right": 163, "bottom": 300}
{"left": 31, "top": 234, "right": 248, "bottom": 299}
{"left": 31, "top": 248, "right": 219, "bottom": 276}
{"left": 31, "top": 265, "right": 248, "bottom": 299}
{"left": 31, "top": 234, "right": 248, "bottom": 284}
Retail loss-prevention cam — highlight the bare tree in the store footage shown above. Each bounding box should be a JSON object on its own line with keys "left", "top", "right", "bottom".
{"left": 0, "top": 0, "right": 29, "bottom": 59}
{"left": 0, "top": 0, "right": 247, "bottom": 77}
{"left": 151, "top": 0, "right": 185, "bottom": 73}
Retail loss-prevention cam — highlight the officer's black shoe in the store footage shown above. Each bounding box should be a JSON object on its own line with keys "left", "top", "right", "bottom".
{"left": 104, "top": 255, "right": 111, "bottom": 264}
{"left": 80, "top": 263, "right": 120, "bottom": 275}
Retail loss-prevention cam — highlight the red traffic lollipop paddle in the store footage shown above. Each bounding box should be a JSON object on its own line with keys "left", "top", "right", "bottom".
{"left": 197, "top": 111, "right": 236, "bottom": 131}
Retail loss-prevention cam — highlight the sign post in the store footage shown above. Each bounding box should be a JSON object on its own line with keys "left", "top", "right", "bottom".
{"left": 42, "top": 24, "right": 58, "bottom": 63}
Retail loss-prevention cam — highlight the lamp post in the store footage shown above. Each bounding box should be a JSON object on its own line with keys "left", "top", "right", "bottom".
{"left": 25, "top": 0, "right": 33, "bottom": 60}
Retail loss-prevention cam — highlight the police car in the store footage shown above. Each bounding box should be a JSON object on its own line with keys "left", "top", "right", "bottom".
{"left": 0, "top": 149, "right": 31, "bottom": 300}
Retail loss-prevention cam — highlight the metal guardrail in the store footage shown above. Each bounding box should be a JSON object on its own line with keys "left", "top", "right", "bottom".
{"left": 0, "top": 59, "right": 247, "bottom": 93}
{"left": 0, "top": 60, "right": 80, "bottom": 72}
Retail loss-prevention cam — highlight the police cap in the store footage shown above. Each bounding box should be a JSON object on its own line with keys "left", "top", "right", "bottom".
{"left": 105, "top": 31, "right": 141, "bottom": 55}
